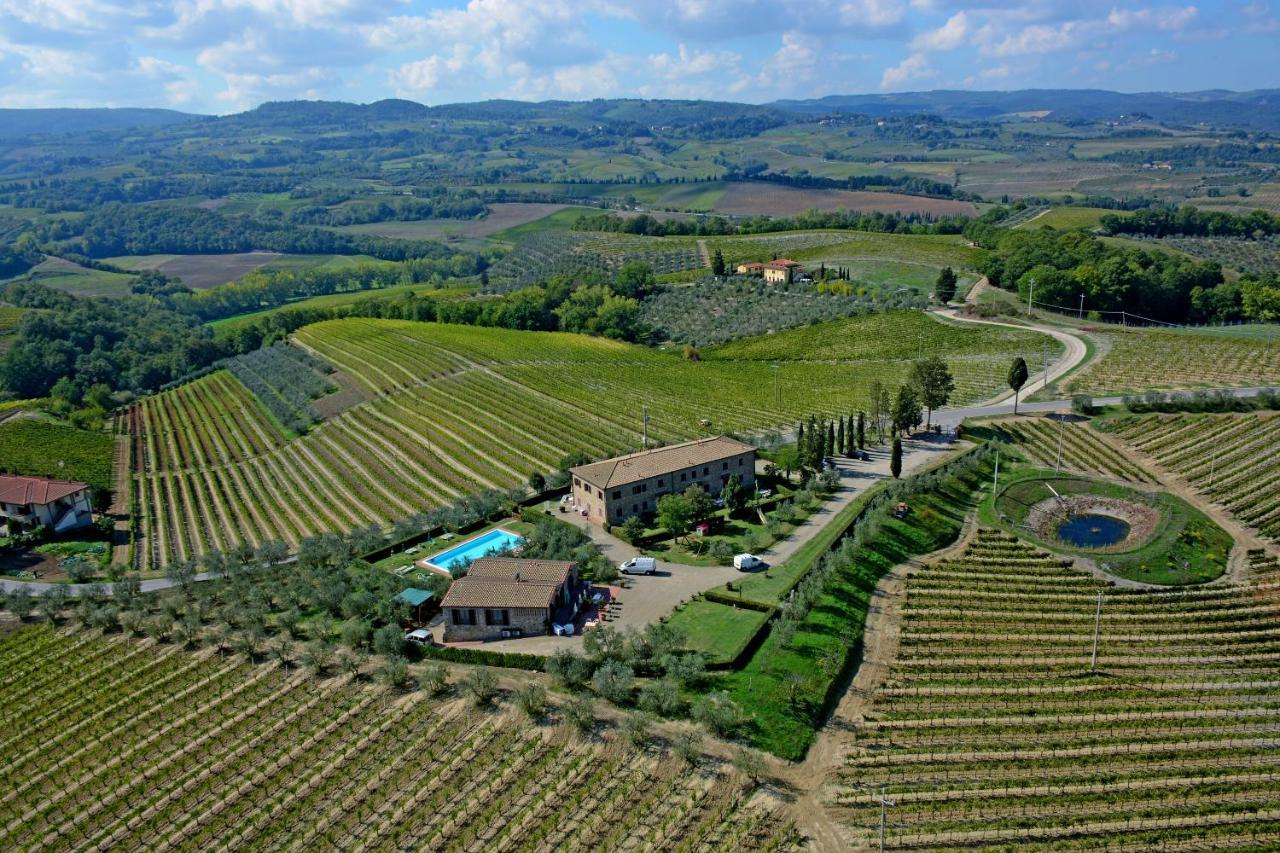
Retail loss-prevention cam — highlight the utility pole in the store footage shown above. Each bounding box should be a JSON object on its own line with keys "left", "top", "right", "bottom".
{"left": 1027, "top": 278, "right": 1035, "bottom": 317}
{"left": 1055, "top": 415, "right": 1066, "bottom": 473}
{"left": 1078, "top": 292, "right": 1085, "bottom": 320}
{"left": 1042, "top": 345, "right": 1048, "bottom": 390}
{"left": 874, "top": 788, "right": 896, "bottom": 853}
{"left": 772, "top": 363, "right": 780, "bottom": 408}
{"left": 993, "top": 445, "right": 1000, "bottom": 491}
{"left": 642, "top": 406, "right": 649, "bottom": 449}
{"left": 1090, "top": 591, "right": 1103, "bottom": 672}
{"left": 1209, "top": 443, "right": 1220, "bottom": 492}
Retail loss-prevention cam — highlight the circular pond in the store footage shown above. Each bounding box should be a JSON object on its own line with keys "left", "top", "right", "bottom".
{"left": 1056, "top": 513, "right": 1131, "bottom": 549}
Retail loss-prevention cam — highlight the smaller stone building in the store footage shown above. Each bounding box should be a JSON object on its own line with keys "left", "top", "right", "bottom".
{"left": 570, "top": 436, "right": 756, "bottom": 526}
{"left": 440, "top": 557, "right": 581, "bottom": 642}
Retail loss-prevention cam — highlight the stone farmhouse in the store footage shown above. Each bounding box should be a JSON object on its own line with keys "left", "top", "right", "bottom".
{"left": 569, "top": 436, "right": 756, "bottom": 526}
{"left": 440, "top": 557, "right": 582, "bottom": 641}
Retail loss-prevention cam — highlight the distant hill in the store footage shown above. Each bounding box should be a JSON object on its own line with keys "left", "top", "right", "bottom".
{"left": 0, "top": 107, "right": 201, "bottom": 139}
{"left": 770, "top": 89, "right": 1280, "bottom": 129}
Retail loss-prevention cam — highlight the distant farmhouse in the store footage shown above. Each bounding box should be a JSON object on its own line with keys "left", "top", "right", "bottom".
{"left": 0, "top": 475, "right": 93, "bottom": 535}
{"left": 570, "top": 436, "right": 757, "bottom": 525}
{"left": 441, "top": 557, "right": 583, "bottom": 642}
{"left": 736, "top": 258, "right": 804, "bottom": 284}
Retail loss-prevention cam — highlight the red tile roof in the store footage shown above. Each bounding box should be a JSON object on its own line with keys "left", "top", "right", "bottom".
{"left": 764, "top": 259, "right": 801, "bottom": 269}
{"left": 0, "top": 475, "right": 89, "bottom": 506}
{"left": 571, "top": 435, "right": 755, "bottom": 489}
{"left": 440, "top": 558, "right": 576, "bottom": 610}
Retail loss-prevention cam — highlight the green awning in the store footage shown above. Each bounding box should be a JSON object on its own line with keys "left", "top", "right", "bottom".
{"left": 396, "top": 588, "right": 434, "bottom": 607}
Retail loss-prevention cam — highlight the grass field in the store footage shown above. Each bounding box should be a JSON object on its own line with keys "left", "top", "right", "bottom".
{"left": 840, "top": 528, "right": 1280, "bottom": 849}
{"left": 1065, "top": 325, "right": 1280, "bottom": 395}
{"left": 12, "top": 256, "right": 135, "bottom": 298}
{"left": 663, "top": 599, "right": 769, "bottom": 666}
{"left": 122, "top": 314, "right": 1058, "bottom": 569}
{"left": 1014, "top": 206, "right": 1117, "bottom": 230}
{"left": 0, "top": 623, "right": 796, "bottom": 851}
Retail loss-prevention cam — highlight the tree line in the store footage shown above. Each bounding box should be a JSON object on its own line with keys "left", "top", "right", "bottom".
{"left": 572, "top": 208, "right": 970, "bottom": 239}
{"left": 1100, "top": 205, "right": 1280, "bottom": 240}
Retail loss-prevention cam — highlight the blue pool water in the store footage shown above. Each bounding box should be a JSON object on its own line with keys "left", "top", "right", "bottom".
{"left": 425, "top": 528, "right": 524, "bottom": 573}
{"left": 1057, "top": 514, "right": 1130, "bottom": 549}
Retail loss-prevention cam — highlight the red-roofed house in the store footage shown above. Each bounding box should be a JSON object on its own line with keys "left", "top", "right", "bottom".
{"left": 0, "top": 475, "right": 93, "bottom": 535}
{"left": 762, "top": 259, "right": 803, "bottom": 284}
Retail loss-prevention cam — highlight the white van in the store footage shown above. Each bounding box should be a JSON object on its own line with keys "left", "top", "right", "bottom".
{"left": 734, "top": 553, "right": 765, "bottom": 571}
{"left": 619, "top": 556, "right": 658, "bottom": 575}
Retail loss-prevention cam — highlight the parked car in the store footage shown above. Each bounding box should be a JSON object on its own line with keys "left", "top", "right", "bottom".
{"left": 734, "top": 553, "right": 766, "bottom": 571}
{"left": 406, "top": 628, "right": 432, "bottom": 645}
{"left": 619, "top": 556, "right": 658, "bottom": 575}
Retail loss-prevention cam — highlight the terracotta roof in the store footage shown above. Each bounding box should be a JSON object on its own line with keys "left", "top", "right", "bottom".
{"left": 764, "top": 259, "right": 801, "bottom": 269}
{"left": 466, "top": 557, "right": 576, "bottom": 585}
{"left": 440, "top": 557, "right": 575, "bottom": 610}
{"left": 0, "top": 475, "right": 89, "bottom": 506}
{"left": 571, "top": 436, "right": 756, "bottom": 489}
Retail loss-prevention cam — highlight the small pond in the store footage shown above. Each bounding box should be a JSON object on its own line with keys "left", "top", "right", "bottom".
{"left": 1057, "top": 513, "right": 1131, "bottom": 549}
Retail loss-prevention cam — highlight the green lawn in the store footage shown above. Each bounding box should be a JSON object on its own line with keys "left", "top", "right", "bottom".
{"left": 663, "top": 599, "right": 769, "bottom": 666}
{"left": 487, "top": 207, "right": 599, "bottom": 242}
{"left": 1015, "top": 206, "right": 1120, "bottom": 230}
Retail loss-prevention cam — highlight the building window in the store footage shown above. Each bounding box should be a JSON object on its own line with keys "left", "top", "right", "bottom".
{"left": 722, "top": 461, "right": 728, "bottom": 471}
{"left": 612, "top": 490, "right": 621, "bottom": 500}
{"left": 597, "top": 489, "right": 603, "bottom": 498}
{"left": 680, "top": 472, "right": 686, "bottom": 482}
{"left": 452, "top": 608, "right": 477, "bottom": 626}
{"left": 485, "top": 609, "right": 510, "bottom": 626}
{"left": 573, "top": 478, "right": 580, "bottom": 488}
{"left": 703, "top": 466, "right": 709, "bottom": 475}
{"left": 738, "top": 458, "right": 744, "bottom": 466}
{"left": 657, "top": 479, "right": 664, "bottom": 487}
{"left": 632, "top": 484, "right": 643, "bottom": 495}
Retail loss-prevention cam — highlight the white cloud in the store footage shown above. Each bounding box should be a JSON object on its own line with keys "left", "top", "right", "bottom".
{"left": 911, "top": 10, "right": 969, "bottom": 50}
{"left": 1107, "top": 6, "right": 1198, "bottom": 32}
{"left": 880, "top": 51, "right": 934, "bottom": 88}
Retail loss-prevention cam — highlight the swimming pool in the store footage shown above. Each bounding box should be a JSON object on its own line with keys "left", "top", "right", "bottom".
{"left": 423, "top": 528, "right": 524, "bottom": 574}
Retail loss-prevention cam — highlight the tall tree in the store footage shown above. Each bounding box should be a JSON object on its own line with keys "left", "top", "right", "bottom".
{"left": 890, "top": 437, "right": 902, "bottom": 479}
{"left": 908, "top": 356, "right": 956, "bottom": 430}
{"left": 836, "top": 417, "right": 846, "bottom": 458}
{"left": 1007, "top": 357, "right": 1029, "bottom": 415}
{"left": 711, "top": 248, "right": 726, "bottom": 276}
{"left": 935, "top": 267, "right": 958, "bottom": 303}
{"left": 891, "top": 385, "right": 923, "bottom": 436}
{"left": 868, "top": 380, "right": 888, "bottom": 444}
{"left": 825, "top": 422, "right": 836, "bottom": 462}
{"left": 857, "top": 411, "right": 866, "bottom": 449}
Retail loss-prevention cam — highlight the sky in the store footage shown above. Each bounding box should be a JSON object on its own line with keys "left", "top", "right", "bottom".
{"left": 0, "top": 1, "right": 1276, "bottom": 114}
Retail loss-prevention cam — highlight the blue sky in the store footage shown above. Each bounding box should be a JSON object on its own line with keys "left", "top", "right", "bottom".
{"left": 0, "top": 1, "right": 1276, "bottom": 114}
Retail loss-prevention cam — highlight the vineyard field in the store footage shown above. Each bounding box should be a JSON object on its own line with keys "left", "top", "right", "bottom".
{"left": 0, "top": 418, "right": 115, "bottom": 495}
{"left": 0, "top": 625, "right": 797, "bottom": 852}
{"left": 486, "top": 232, "right": 705, "bottom": 293}
{"left": 1108, "top": 411, "right": 1280, "bottom": 540}
{"left": 978, "top": 416, "right": 1158, "bottom": 483}
{"left": 838, "top": 529, "right": 1280, "bottom": 850}
{"left": 121, "top": 314, "right": 1058, "bottom": 569}
{"left": 1065, "top": 326, "right": 1280, "bottom": 395}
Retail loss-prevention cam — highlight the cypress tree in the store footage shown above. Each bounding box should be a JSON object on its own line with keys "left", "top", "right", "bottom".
{"left": 857, "top": 412, "right": 866, "bottom": 449}
{"left": 826, "top": 422, "right": 836, "bottom": 461}
{"left": 836, "top": 418, "right": 846, "bottom": 458}
{"left": 891, "top": 437, "right": 902, "bottom": 479}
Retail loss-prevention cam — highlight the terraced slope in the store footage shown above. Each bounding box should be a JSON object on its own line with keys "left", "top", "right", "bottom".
{"left": 983, "top": 416, "right": 1158, "bottom": 483}
{"left": 1107, "top": 412, "right": 1280, "bottom": 540}
{"left": 0, "top": 626, "right": 796, "bottom": 852}
{"left": 839, "top": 530, "right": 1280, "bottom": 850}
{"left": 121, "top": 314, "right": 1057, "bottom": 569}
